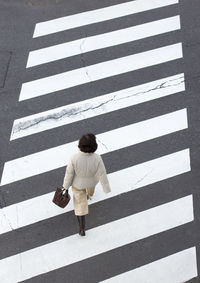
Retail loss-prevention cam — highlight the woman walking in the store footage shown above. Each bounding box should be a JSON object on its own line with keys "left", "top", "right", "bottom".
{"left": 62, "top": 133, "right": 111, "bottom": 236}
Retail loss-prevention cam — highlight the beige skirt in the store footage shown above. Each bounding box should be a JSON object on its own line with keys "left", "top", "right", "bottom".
{"left": 72, "top": 186, "right": 95, "bottom": 216}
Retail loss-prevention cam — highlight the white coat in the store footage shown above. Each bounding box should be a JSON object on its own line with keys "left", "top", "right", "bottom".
{"left": 62, "top": 149, "right": 111, "bottom": 193}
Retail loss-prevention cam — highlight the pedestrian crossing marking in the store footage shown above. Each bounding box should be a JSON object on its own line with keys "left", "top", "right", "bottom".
{"left": 0, "top": 149, "right": 190, "bottom": 235}
{"left": 100, "top": 247, "right": 198, "bottom": 283}
{"left": 0, "top": 195, "right": 194, "bottom": 283}
{"left": 33, "top": 0, "right": 179, "bottom": 37}
{"left": 19, "top": 43, "right": 183, "bottom": 101}
{"left": 1, "top": 109, "right": 187, "bottom": 186}
{"left": 0, "top": 0, "right": 198, "bottom": 281}
{"left": 11, "top": 73, "right": 185, "bottom": 140}
{"left": 28, "top": 16, "right": 180, "bottom": 67}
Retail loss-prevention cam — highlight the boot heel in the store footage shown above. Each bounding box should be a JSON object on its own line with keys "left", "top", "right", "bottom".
{"left": 79, "top": 229, "right": 85, "bottom": 236}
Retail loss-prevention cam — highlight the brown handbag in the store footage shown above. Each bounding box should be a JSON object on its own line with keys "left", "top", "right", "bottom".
{"left": 52, "top": 187, "right": 71, "bottom": 208}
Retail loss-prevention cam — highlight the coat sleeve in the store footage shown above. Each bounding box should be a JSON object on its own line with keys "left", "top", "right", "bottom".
{"left": 62, "top": 157, "right": 75, "bottom": 190}
{"left": 97, "top": 156, "right": 111, "bottom": 194}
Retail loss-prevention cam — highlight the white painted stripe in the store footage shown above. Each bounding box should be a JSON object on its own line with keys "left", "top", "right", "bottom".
{"left": 100, "top": 247, "right": 198, "bottom": 283}
{"left": 33, "top": 0, "right": 179, "bottom": 37}
{"left": 28, "top": 16, "right": 181, "bottom": 67}
{"left": 11, "top": 74, "right": 185, "bottom": 140}
{"left": 1, "top": 109, "right": 188, "bottom": 186}
{"left": 0, "top": 149, "right": 191, "bottom": 235}
{"left": 19, "top": 43, "right": 183, "bottom": 101}
{"left": 0, "top": 195, "right": 194, "bottom": 283}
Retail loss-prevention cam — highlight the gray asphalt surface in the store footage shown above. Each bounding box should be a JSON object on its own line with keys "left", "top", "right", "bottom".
{"left": 0, "top": 0, "right": 200, "bottom": 282}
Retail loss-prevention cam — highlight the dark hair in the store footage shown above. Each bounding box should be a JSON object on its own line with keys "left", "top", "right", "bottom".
{"left": 78, "top": 133, "right": 98, "bottom": 153}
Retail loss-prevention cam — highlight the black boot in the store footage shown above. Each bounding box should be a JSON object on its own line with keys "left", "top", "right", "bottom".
{"left": 77, "top": 216, "right": 86, "bottom": 236}
{"left": 80, "top": 216, "right": 85, "bottom": 236}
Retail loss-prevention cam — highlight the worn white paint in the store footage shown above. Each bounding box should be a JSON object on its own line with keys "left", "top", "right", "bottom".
{"left": 0, "top": 149, "right": 191, "bottom": 235}
{"left": 0, "top": 195, "right": 194, "bottom": 283}
{"left": 33, "top": 0, "right": 179, "bottom": 37}
{"left": 11, "top": 74, "right": 185, "bottom": 140}
{"left": 100, "top": 247, "right": 198, "bottom": 283}
{"left": 19, "top": 43, "right": 183, "bottom": 101}
{"left": 1, "top": 109, "right": 188, "bottom": 186}
{"left": 28, "top": 16, "right": 181, "bottom": 67}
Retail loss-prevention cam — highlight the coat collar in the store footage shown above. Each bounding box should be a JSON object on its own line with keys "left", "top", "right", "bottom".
{"left": 78, "top": 149, "right": 93, "bottom": 155}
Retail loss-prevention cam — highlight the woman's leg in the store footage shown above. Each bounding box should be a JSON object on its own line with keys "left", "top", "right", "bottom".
{"left": 77, "top": 215, "right": 86, "bottom": 236}
{"left": 72, "top": 186, "right": 88, "bottom": 215}
{"left": 86, "top": 187, "right": 95, "bottom": 200}
{"left": 72, "top": 187, "right": 88, "bottom": 236}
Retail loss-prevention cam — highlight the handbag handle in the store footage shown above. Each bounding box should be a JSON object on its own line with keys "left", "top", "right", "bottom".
{"left": 61, "top": 186, "right": 68, "bottom": 190}
{"left": 61, "top": 186, "right": 68, "bottom": 194}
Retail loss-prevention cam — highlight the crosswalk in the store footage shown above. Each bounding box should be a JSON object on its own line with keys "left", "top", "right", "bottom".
{"left": 32, "top": 0, "right": 179, "bottom": 37}
{"left": 100, "top": 247, "right": 197, "bottom": 283}
{"left": 20, "top": 43, "right": 183, "bottom": 100}
{"left": 0, "top": 196, "right": 194, "bottom": 282}
{"left": 2, "top": 109, "right": 188, "bottom": 185}
{"left": 27, "top": 16, "right": 181, "bottom": 67}
{"left": 11, "top": 73, "right": 185, "bottom": 139}
{"left": 0, "top": 0, "right": 198, "bottom": 282}
{"left": 0, "top": 149, "right": 191, "bottom": 234}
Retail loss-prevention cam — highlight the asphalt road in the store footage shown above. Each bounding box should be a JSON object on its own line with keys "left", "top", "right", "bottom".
{"left": 0, "top": 0, "right": 200, "bottom": 282}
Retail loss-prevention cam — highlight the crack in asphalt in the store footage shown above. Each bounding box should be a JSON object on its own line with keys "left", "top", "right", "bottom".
{"left": 0, "top": 193, "right": 14, "bottom": 232}
{"left": 96, "top": 137, "right": 109, "bottom": 150}
{"left": 12, "top": 75, "right": 185, "bottom": 136}
{"left": 132, "top": 168, "right": 154, "bottom": 188}
{"left": 79, "top": 36, "right": 93, "bottom": 83}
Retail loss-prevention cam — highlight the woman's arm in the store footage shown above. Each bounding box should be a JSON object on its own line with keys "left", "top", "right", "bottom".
{"left": 97, "top": 156, "right": 111, "bottom": 193}
{"left": 62, "top": 158, "right": 75, "bottom": 190}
